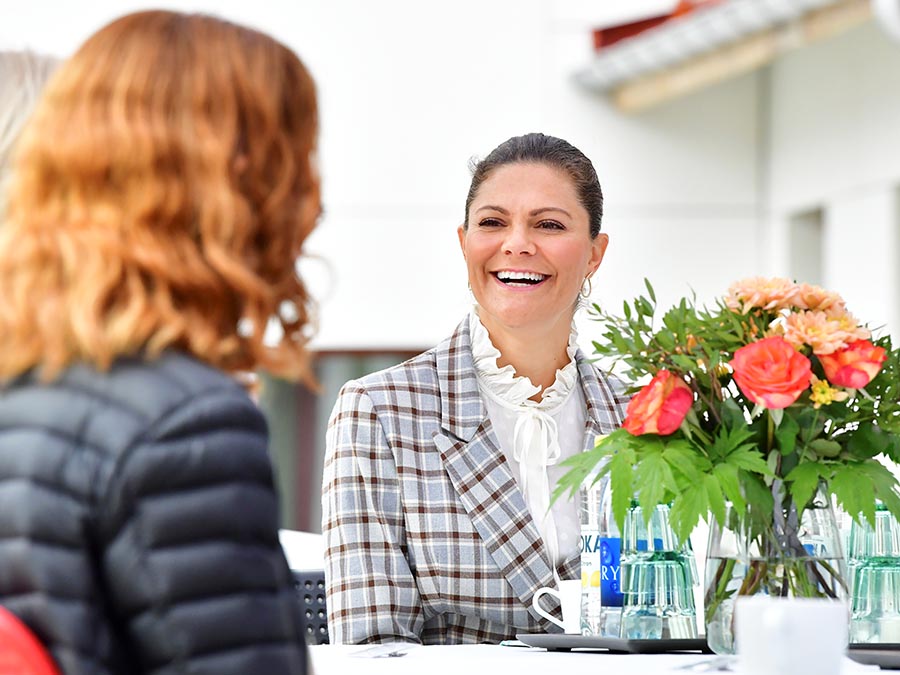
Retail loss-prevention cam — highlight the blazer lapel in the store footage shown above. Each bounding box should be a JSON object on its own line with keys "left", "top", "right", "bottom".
{"left": 576, "top": 347, "right": 627, "bottom": 449}
{"left": 432, "top": 321, "right": 629, "bottom": 629}
{"left": 432, "top": 317, "right": 559, "bottom": 622}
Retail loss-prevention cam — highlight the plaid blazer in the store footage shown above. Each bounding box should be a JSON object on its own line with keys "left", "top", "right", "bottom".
{"left": 321, "top": 315, "right": 628, "bottom": 645}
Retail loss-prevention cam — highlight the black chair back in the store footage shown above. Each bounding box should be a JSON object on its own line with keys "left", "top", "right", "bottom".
{"left": 294, "top": 569, "right": 329, "bottom": 645}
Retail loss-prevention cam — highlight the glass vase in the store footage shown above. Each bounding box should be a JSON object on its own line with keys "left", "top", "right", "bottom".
{"left": 703, "top": 486, "right": 848, "bottom": 655}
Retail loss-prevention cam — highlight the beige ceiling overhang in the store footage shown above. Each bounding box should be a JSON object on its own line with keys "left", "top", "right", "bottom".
{"left": 576, "top": 0, "right": 872, "bottom": 113}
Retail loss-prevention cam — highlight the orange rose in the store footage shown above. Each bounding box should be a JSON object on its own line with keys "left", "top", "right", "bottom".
{"left": 623, "top": 370, "right": 693, "bottom": 436}
{"left": 818, "top": 340, "right": 887, "bottom": 389}
{"left": 730, "top": 336, "right": 812, "bottom": 409}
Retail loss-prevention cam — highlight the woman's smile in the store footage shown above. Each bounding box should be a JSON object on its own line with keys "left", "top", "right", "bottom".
{"left": 492, "top": 269, "right": 551, "bottom": 288}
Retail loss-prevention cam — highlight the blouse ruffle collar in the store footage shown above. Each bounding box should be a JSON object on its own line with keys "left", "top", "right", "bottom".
{"left": 468, "top": 307, "right": 580, "bottom": 410}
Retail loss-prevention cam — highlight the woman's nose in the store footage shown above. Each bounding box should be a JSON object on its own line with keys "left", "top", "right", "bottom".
{"left": 502, "top": 223, "right": 535, "bottom": 255}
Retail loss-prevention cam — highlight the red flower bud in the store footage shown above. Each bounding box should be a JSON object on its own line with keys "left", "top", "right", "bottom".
{"left": 623, "top": 370, "right": 693, "bottom": 436}
{"left": 818, "top": 340, "right": 887, "bottom": 389}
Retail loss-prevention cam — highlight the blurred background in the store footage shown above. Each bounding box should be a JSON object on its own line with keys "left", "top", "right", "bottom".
{"left": 3, "top": 0, "right": 899, "bottom": 532}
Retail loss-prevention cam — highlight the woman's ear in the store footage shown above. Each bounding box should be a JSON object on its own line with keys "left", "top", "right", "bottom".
{"left": 457, "top": 224, "right": 467, "bottom": 261}
{"left": 588, "top": 233, "right": 609, "bottom": 275}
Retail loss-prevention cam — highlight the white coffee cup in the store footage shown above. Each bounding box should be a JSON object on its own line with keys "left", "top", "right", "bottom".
{"left": 532, "top": 579, "right": 582, "bottom": 634}
{"left": 735, "top": 596, "right": 848, "bottom": 675}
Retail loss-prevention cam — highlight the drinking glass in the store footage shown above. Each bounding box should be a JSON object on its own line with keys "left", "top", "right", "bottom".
{"left": 849, "top": 504, "right": 900, "bottom": 643}
{"left": 619, "top": 503, "right": 698, "bottom": 639}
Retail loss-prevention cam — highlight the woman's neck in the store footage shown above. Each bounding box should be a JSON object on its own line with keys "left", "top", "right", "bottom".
{"left": 476, "top": 311, "right": 573, "bottom": 396}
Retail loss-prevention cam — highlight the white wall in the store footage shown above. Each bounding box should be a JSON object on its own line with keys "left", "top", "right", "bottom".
{"left": 766, "top": 21, "right": 900, "bottom": 337}
{"left": 1, "top": 0, "right": 761, "bottom": 354}
{"left": 302, "top": 0, "right": 763, "bottom": 351}
{"left": 9, "top": 3, "right": 896, "bottom": 348}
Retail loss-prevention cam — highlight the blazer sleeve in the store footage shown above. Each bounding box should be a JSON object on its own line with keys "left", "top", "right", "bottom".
{"left": 96, "top": 388, "right": 308, "bottom": 675}
{"left": 321, "top": 380, "right": 423, "bottom": 644}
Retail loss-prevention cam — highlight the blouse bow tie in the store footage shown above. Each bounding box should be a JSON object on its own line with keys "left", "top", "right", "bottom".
{"left": 512, "top": 409, "right": 562, "bottom": 494}
{"left": 513, "top": 408, "right": 563, "bottom": 580}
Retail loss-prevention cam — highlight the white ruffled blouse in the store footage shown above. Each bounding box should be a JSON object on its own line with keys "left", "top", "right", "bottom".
{"left": 469, "top": 308, "right": 585, "bottom": 574}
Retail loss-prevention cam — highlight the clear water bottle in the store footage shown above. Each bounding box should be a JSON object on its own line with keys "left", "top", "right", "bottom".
{"left": 579, "top": 474, "right": 622, "bottom": 636}
{"left": 579, "top": 477, "right": 602, "bottom": 635}
{"left": 620, "top": 503, "right": 698, "bottom": 640}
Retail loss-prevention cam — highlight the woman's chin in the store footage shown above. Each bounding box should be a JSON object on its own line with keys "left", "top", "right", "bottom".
{"left": 476, "top": 302, "right": 571, "bottom": 334}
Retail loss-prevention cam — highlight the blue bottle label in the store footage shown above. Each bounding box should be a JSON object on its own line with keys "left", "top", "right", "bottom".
{"left": 600, "top": 536, "right": 623, "bottom": 607}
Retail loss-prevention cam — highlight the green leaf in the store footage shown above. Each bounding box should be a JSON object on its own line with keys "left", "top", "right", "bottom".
{"left": 634, "top": 448, "right": 676, "bottom": 513}
{"left": 881, "top": 434, "right": 900, "bottom": 463}
{"left": 795, "top": 407, "right": 823, "bottom": 444}
{"left": 707, "top": 425, "right": 757, "bottom": 463}
{"left": 704, "top": 473, "right": 727, "bottom": 526}
{"left": 774, "top": 412, "right": 800, "bottom": 457}
{"left": 785, "top": 462, "right": 824, "bottom": 510}
{"left": 857, "top": 460, "right": 900, "bottom": 524}
{"left": 720, "top": 399, "right": 750, "bottom": 429}
{"left": 553, "top": 429, "right": 630, "bottom": 503}
{"left": 609, "top": 447, "right": 636, "bottom": 533}
{"left": 671, "top": 354, "right": 701, "bottom": 372}
{"left": 663, "top": 442, "right": 710, "bottom": 483}
{"left": 832, "top": 464, "right": 876, "bottom": 526}
{"left": 644, "top": 278, "right": 656, "bottom": 303}
{"left": 637, "top": 296, "right": 654, "bottom": 318}
{"left": 810, "top": 439, "right": 843, "bottom": 458}
{"left": 856, "top": 460, "right": 898, "bottom": 488}
{"left": 741, "top": 473, "right": 774, "bottom": 531}
{"left": 846, "top": 423, "right": 892, "bottom": 459}
{"left": 669, "top": 487, "right": 707, "bottom": 544}
{"left": 728, "top": 446, "right": 772, "bottom": 475}
{"left": 713, "top": 463, "right": 746, "bottom": 513}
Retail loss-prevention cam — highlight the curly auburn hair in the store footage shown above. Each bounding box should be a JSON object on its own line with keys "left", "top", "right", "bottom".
{"left": 0, "top": 10, "right": 320, "bottom": 383}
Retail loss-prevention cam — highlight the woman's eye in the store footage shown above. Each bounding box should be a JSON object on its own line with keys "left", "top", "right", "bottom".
{"left": 478, "top": 218, "right": 503, "bottom": 228}
{"left": 538, "top": 220, "right": 565, "bottom": 230}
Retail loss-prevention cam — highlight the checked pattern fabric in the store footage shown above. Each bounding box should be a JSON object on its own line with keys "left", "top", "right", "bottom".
{"left": 321, "top": 316, "right": 628, "bottom": 644}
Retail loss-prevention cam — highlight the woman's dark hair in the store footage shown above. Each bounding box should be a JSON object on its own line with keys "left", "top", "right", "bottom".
{"left": 464, "top": 132, "right": 603, "bottom": 238}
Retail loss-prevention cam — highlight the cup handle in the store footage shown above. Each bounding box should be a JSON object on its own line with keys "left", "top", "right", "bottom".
{"left": 533, "top": 588, "right": 565, "bottom": 630}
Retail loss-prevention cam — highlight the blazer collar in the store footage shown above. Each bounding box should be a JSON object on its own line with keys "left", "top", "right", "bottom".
{"left": 433, "top": 315, "right": 623, "bottom": 630}
{"left": 435, "top": 315, "right": 622, "bottom": 443}
{"left": 576, "top": 347, "right": 626, "bottom": 445}
{"left": 435, "top": 315, "right": 487, "bottom": 442}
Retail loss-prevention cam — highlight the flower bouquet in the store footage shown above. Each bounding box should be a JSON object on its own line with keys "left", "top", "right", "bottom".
{"left": 556, "top": 277, "right": 900, "bottom": 652}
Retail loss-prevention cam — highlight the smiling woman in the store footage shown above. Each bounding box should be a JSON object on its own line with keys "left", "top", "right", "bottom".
{"left": 322, "top": 133, "right": 628, "bottom": 645}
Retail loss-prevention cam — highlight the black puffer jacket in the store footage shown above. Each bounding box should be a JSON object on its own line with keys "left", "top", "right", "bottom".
{"left": 0, "top": 352, "right": 307, "bottom": 674}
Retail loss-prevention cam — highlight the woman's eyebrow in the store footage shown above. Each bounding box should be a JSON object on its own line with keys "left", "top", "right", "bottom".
{"left": 475, "top": 205, "right": 573, "bottom": 218}
{"left": 475, "top": 205, "right": 509, "bottom": 214}
{"left": 531, "top": 207, "right": 572, "bottom": 218}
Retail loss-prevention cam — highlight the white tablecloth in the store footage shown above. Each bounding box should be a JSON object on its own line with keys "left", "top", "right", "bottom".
{"left": 309, "top": 644, "right": 879, "bottom": 675}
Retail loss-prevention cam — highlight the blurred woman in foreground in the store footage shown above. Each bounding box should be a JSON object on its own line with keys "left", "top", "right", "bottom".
{"left": 0, "top": 10, "right": 319, "bottom": 674}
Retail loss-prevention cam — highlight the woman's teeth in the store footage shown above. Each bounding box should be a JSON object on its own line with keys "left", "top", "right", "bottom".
{"left": 495, "top": 271, "right": 547, "bottom": 286}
